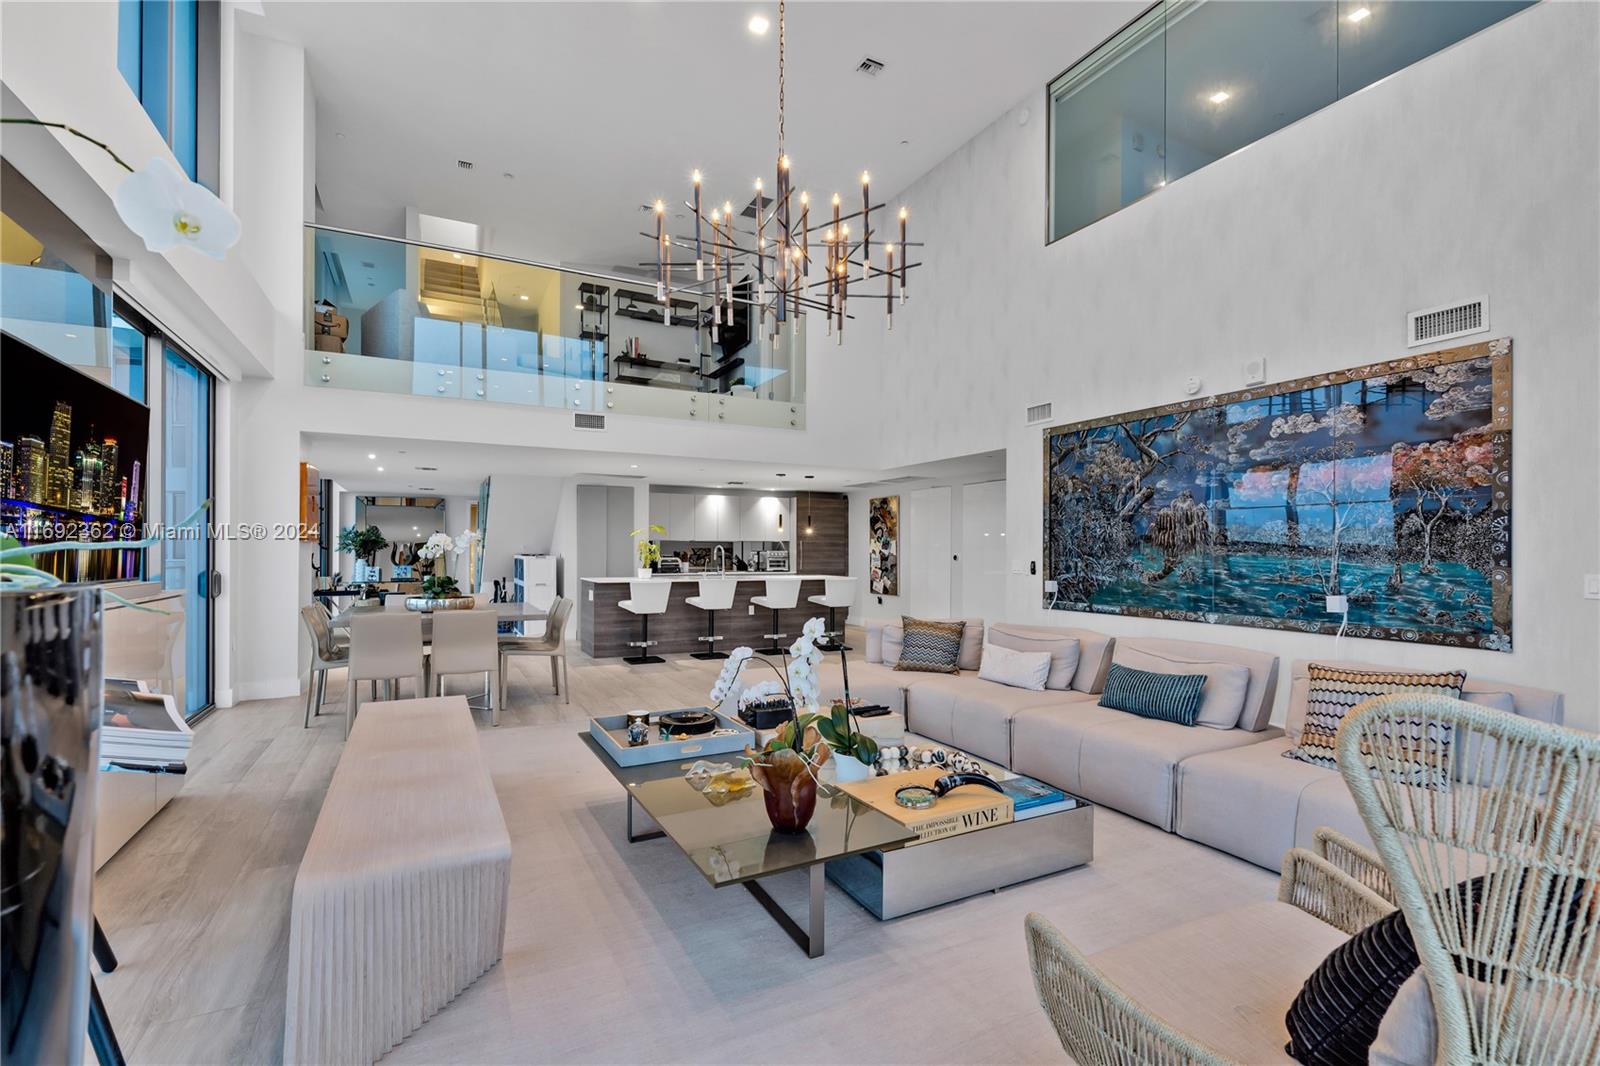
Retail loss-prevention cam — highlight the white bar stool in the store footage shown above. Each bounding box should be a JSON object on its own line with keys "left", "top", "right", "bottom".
{"left": 751, "top": 576, "right": 801, "bottom": 655}
{"left": 619, "top": 580, "right": 671, "bottom": 664}
{"left": 807, "top": 576, "right": 858, "bottom": 651}
{"left": 430, "top": 608, "right": 501, "bottom": 725}
{"left": 685, "top": 578, "right": 737, "bottom": 660}
{"left": 345, "top": 612, "right": 426, "bottom": 739}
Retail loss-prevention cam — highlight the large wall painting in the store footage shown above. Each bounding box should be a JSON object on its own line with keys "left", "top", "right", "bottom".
{"left": 1042, "top": 338, "right": 1511, "bottom": 650}
{"left": 868, "top": 495, "right": 900, "bottom": 596}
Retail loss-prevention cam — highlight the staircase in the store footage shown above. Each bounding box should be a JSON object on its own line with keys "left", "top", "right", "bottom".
{"left": 420, "top": 257, "right": 486, "bottom": 321}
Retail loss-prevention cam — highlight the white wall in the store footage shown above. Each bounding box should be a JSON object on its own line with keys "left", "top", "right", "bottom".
{"left": 819, "top": 4, "right": 1600, "bottom": 729}
{"left": 480, "top": 473, "right": 565, "bottom": 592}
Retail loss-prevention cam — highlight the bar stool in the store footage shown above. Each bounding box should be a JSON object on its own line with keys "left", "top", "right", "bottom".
{"left": 430, "top": 608, "right": 501, "bottom": 725}
{"left": 751, "top": 576, "right": 801, "bottom": 655}
{"left": 619, "top": 580, "right": 671, "bottom": 664}
{"left": 686, "top": 578, "right": 736, "bottom": 660}
{"left": 807, "top": 577, "right": 858, "bottom": 651}
{"left": 345, "top": 612, "right": 426, "bottom": 739}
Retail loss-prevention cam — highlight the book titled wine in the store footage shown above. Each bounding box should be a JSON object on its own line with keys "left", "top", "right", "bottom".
{"left": 838, "top": 769, "right": 1013, "bottom": 846}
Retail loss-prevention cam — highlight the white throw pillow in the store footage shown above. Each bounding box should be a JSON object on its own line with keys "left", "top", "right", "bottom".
{"left": 985, "top": 624, "right": 1082, "bottom": 690}
{"left": 977, "top": 642, "right": 1052, "bottom": 691}
{"left": 1111, "top": 646, "right": 1251, "bottom": 729}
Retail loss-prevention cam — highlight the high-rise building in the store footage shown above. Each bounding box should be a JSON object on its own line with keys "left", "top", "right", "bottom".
{"left": 16, "top": 436, "right": 48, "bottom": 505}
{"left": 124, "top": 459, "right": 142, "bottom": 523}
{"left": 98, "top": 436, "right": 120, "bottom": 514}
{"left": 0, "top": 441, "right": 13, "bottom": 500}
{"left": 46, "top": 401, "right": 73, "bottom": 507}
{"left": 75, "top": 444, "right": 106, "bottom": 513}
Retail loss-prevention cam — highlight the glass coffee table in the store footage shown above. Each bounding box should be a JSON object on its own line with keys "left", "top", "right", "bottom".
{"left": 580, "top": 733, "right": 916, "bottom": 957}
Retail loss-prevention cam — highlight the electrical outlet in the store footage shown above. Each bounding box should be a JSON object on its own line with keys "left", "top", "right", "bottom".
{"left": 1585, "top": 574, "right": 1600, "bottom": 600}
{"left": 748, "top": 604, "right": 755, "bottom": 615}
{"left": 1243, "top": 358, "right": 1267, "bottom": 385}
{"left": 1044, "top": 579, "right": 1059, "bottom": 594}
{"left": 587, "top": 589, "right": 594, "bottom": 601}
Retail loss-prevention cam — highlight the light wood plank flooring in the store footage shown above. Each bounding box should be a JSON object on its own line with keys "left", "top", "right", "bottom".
{"left": 94, "top": 633, "right": 1276, "bottom": 1064}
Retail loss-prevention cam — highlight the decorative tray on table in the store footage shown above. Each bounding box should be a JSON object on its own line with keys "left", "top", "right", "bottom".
{"left": 588, "top": 707, "right": 754, "bottom": 767}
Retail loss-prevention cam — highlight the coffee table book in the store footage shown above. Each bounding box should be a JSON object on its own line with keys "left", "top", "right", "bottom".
{"left": 836, "top": 769, "right": 1012, "bottom": 845}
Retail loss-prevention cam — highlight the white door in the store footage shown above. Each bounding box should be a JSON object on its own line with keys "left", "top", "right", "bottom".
{"left": 906, "top": 486, "right": 952, "bottom": 618}
{"left": 670, "top": 494, "right": 694, "bottom": 541}
{"left": 960, "top": 480, "right": 1007, "bottom": 621}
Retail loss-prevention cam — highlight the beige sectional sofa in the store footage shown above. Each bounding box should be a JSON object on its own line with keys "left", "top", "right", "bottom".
{"left": 1174, "top": 659, "right": 1566, "bottom": 869}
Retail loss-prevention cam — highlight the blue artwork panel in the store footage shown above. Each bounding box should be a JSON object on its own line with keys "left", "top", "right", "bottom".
{"left": 1042, "top": 339, "right": 1511, "bottom": 650}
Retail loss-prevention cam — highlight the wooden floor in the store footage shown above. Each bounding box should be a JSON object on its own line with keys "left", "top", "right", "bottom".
{"left": 94, "top": 631, "right": 1277, "bottom": 1064}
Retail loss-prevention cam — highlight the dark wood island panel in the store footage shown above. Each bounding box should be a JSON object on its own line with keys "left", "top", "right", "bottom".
{"left": 580, "top": 578, "right": 837, "bottom": 659}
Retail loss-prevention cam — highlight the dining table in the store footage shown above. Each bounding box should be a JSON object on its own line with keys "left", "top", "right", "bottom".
{"left": 329, "top": 601, "right": 550, "bottom": 642}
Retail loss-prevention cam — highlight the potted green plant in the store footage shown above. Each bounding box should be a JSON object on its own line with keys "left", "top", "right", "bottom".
{"left": 338, "top": 525, "right": 388, "bottom": 567}
{"left": 628, "top": 523, "right": 666, "bottom": 579}
{"left": 815, "top": 700, "right": 879, "bottom": 783}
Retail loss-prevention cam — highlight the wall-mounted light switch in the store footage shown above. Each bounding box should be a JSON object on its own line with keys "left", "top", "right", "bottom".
{"left": 1585, "top": 575, "right": 1600, "bottom": 600}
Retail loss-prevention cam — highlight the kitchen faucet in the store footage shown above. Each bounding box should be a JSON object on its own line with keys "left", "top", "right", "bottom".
{"left": 712, "top": 544, "right": 726, "bottom": 575}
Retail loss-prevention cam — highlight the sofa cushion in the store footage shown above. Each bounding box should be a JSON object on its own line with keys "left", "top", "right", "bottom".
{"left": 1176, "top": 736, "right": 1331, "bottom": 870}
{"left": 1113, "top": 644, "right": 1252, "bottom": 730}
{"left": 1294, "top": 774, "right": 1373, "bottom": 853}
{"left": 1076, "top": 715, "right": 1278, "bottom": 831}
{"left": 814, "top": 659, "right": 908, "bottom": 715}
{"left": 1284, "top": 665, "right": 1464, "bottom": 785}
{"left": 894, "top": 616, "right": 965, "bottom": 674}
{"left": 987, "top": 623, "right": 1108, "bottom": 692}
{"left": 1010, "top": 702, "right": 1136, "bottom": 795}
{"left": 1090, "top": 899, "right": 1347, "bottom": 1066}
{"left": 976, "top": 641, "right": 1051, "bottom": 691}
{"left": 1100, "top": 663, "right": 1207, "bottom": 726}
{"left": 905, "top": 676, "right": 1093, "bottom": 766}
{"left": 984, "top": 624, "right": 1080, "bottom": 690}
{"left": 875, "top": 616, "right": 984, "bottom": 671}
{"left": 1113, "top": 633, "right": 1273, "bottom": 726}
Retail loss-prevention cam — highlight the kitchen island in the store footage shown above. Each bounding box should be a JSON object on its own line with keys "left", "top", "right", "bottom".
{"left": 580, "top": 575, "right": 849, "bottom": 659}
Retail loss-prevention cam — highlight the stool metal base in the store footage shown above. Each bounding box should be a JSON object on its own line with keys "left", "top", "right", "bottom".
{"left": 623, "top": 654, "right": 666, "bottom": 665}
{"left": 690, "top": 650, "right": 729, "bottom": 660}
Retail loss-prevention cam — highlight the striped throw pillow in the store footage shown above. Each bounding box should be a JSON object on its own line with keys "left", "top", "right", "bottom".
{"left": 1284, "top": 664, "right": 1465, "bottom": 787}
{"left": 1100, "top": 664, "right": 1206, "bottom": 726}
{"left": 894, "top": 617, "right": 965, "bottom": 674}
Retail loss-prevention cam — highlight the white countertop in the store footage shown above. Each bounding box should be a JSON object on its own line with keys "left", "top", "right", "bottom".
{"left": 580, "top": 573, "right": 846, "bottom": 584}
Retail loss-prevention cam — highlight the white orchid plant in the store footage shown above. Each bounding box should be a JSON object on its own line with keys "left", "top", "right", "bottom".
{"left": 414, "top": 529, "right": 480, "bottom": 597}
{"left": 2, "top": 119, "right": 241, "bottom": 259}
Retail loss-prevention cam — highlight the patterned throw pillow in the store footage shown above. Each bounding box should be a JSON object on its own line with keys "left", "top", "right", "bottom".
{"left": 1099, "top": 663, "right": 1207, "bottom": 726}
{"left": 894, "top": 617, "right": 965, "bottom": 674}
{"left": 1284, "top": 665, "right": 1465, "bottom": 788}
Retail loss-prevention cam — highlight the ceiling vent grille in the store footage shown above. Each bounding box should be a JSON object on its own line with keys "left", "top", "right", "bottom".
{"left": 1026, "top": 402, "right": 1054, "bottom": 425}
{"left": 456, "top": 159, "right": 475, "bottom": 170}
{"left": 856, "top": 56, "right": 885, "bottom": 77}
{"left": 572, "top": 412, "right": 607, "bottom": 431}
{"left": 1408, "top": 296, "right": 1488, "bottom": 347}
{"left": 414, "top": 465, "right": 438, "bottom": 471}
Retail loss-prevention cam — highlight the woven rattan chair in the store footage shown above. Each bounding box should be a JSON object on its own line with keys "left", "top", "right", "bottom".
{"left": 1025, "top": 847, "right": 1394, "bottom": 1065}
{"left": 1338, "top": 694, "right": 1600, "bottom": 1065}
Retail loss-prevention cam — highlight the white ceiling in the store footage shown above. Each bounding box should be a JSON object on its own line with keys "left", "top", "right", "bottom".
{"left": 257, "top": 1, "right": 1142, "bottom": 269}
{"left": 305, "top": 432, "right": 1004, "bottom": 496}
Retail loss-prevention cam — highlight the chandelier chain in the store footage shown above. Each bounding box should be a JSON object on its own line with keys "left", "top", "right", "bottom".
{"left": 777, "top": 0, "right": 785, "bottom": 156}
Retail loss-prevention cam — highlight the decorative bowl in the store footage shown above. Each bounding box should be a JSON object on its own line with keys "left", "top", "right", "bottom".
{"left": 404, "top": 594, "right": 476, "bottom": 612}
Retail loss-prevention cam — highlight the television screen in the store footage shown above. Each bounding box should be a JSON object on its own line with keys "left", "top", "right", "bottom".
{"left": 1, "top": 332, "right": 149, "bottom": 582}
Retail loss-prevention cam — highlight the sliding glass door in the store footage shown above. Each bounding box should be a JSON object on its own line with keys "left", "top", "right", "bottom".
{"left": 162, "top": 346, "right": 212, "bottom": 718}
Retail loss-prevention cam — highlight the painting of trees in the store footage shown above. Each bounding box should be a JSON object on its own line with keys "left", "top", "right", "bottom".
{"left": 1041, "top": 338, "right": 1511, "bottom": 650}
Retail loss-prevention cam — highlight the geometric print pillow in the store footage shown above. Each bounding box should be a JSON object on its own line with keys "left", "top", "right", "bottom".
{"left": 1284, "top": 664, "right": 1465, "bottom": 789}
{"left": 893, "top": 616, "right": 965, "bottom": 674}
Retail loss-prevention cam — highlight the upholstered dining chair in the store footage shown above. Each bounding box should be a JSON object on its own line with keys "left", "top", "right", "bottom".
{"left": 499, "top": 597, "right": 573, "bottom": 712}
{"left": 344, "top": 611, "right": 425, "bottom": 739}
{"left": 1338, "top": 695, "right": 1600, "bottom": 1065}
{"left": 430, "top": 608, "right": 501, "bottom": 725}
{"left": 299, "top": 604, "right": 349, "bottom": 728}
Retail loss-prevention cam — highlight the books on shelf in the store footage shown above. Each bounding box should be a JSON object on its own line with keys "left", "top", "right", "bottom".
{"left": 101, "top": 679, "right": 191, "bottom": 771}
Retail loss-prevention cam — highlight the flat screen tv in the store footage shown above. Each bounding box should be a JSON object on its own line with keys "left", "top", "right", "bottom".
{"left": 1, "top": 332, "right": 149, "bottom": 582}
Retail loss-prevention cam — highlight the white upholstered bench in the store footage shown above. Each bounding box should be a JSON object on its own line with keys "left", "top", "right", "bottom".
{"left": 284, "top": 695, "right": 511, "bottom": 1064}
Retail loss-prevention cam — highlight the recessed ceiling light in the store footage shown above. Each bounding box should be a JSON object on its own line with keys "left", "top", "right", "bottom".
{"left": 1208, "top": 90, "right": 1232, "bottom": 104}
{"left": 630, "top": 464, "right": 639, "bottom": 469}
{"left": 377, "top": 466, "right": 385, "bottom": 472}
{"left": 748, "top": 14, "right": 770, "bottom": 35}
{"left": 1347, "top": 6, "right": 1371, "bottom": 22}
{"left": 368, "top": 453, "right": 377, "bottom": 460}
{"left": 64, "top": 332, "right": 77, "bottom": 339}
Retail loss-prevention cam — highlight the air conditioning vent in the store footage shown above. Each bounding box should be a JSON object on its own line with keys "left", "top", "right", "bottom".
{"left": 843, "top": 475, "right": 923, "bottom": 489}
{"left": 414, "top": 465, "right": 438, "bottom": 471}
{"left": 417, "top": 486, "right": 436, "bottom": 491}
{"left": 856, "top": 56, "right": 886, "bottom": 77}
{"left": 1026, "top": 402, "right": 1054, "bottom": 425}
{"left": 573, "top": 412, "right": 607, "bottom": 431}
{"left": 1408, "top": 296, "right": 1487, "bottom": 347}
{"left": 456, "top": 159, "right": 475, "bottom": 170}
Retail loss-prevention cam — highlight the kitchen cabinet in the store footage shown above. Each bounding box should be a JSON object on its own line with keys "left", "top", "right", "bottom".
{"left": 741, "top": 495, "right": 790, "bottom": 542}
{"left": 670, "top": 494, "right": 695, "bottom": 541}
{"left": 694, "top": 493, "right": 731, "bottom": 541}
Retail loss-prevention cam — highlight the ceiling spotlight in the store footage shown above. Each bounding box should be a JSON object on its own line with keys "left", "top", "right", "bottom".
{"left": 368, "top": 453, "right": 377, "bottom": 460}
{"left": 1208, "top": 90, "right": 1232, "bottom": 104}
{"left": 377, "top": 466, "right": 385, "bottom": 472}
{"left": 1347, "top": 6, "right": 1371, "bottom": 22}
{"left": 747, "top": 13, "right": 770, "bottom": 35}
{"left": 630, "top": 464, "right": 639, "bottom": 469}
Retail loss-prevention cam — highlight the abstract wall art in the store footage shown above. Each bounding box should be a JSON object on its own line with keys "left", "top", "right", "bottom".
{"left": 1042, "top": 338, "right": 1511, "bottom": 650}
{"left": 868, "top": 495, "right": 900, "bottom": 596}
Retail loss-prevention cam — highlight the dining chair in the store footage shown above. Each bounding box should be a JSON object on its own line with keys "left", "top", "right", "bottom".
{"left": 431, "top": 608, "right": 501, "bottom": 725}
{"left": 299, "top": 604, "right": 349, "bottom": 728}
{"left": 499, "top": 597, "right": 574, "bottom": 712}
{"left": 345, "top": 612, "right": 425, "bottom": 739}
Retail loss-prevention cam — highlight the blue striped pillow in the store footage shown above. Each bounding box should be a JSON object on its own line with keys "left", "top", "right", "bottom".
{"left": 1100, "top": 664, "right": 1207, "bottom": 726}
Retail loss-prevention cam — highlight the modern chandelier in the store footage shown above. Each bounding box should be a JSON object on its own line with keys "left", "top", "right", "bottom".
{"left": 642, "top": 0, "right": 918, "bottom": 344}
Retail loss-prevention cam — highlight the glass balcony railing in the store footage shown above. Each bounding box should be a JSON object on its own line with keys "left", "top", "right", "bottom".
{"left": 303, "top": 225, "right": 805, "bottom": 428}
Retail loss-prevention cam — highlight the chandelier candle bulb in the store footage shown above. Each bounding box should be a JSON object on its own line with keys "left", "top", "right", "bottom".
{"left": 861, "top": 171, "right": 871, "bottom": 275}
{"left": 654, "top": 200, "right": 666, "bottom": 298}
{"left": 885, "top": 243, "right": 895, "bottom": 330}
{"left": 692, "top": 170, "right": 704, "bottom": 282}
{"left": 899, "top": 206, "right": 909, "bottom": 300}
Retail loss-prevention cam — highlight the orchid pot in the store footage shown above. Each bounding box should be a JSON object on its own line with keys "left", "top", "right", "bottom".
{"left": 745, "top": 715, "right": 832, "bottom": 834}
{"left": 831, "top": 753, "right": 873, "bottom": 783}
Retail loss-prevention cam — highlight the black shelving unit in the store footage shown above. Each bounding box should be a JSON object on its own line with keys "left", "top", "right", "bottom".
{"left": 577, "top": 282, "right": 609, "bottom": 378}
{"left": 614, "top": 288, "right": 700, "bottom": 327}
